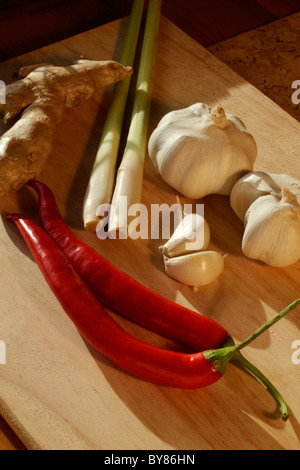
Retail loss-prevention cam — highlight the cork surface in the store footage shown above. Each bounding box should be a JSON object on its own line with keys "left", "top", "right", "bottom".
{"left": 209, "top": 12, "right": 300, "bottom": 121}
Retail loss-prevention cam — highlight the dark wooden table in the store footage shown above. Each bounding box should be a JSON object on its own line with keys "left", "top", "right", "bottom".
{"left": 0, "top": 0, "right": 299, "bottom": 451}
{"left": 1, "top": 0, "right": 300, "bottom": 61}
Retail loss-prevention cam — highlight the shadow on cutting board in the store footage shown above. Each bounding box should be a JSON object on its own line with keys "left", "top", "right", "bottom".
{"left": 84, "top": 330, "right": 299, "bottom": 450}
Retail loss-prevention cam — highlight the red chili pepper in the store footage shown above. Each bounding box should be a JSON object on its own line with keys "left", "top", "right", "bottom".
{"left": 7, "top": 209, "right": 299, "bottom": 419}
{"left": 27, "top": 179, "right": 228, "bottom": 352}
{"left": 6, "top": 213, "right": 223, "bottom": 389}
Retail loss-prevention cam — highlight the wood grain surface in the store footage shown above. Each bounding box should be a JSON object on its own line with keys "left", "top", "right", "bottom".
{"left": 0, "top": 15, "right": 300, "bottom": 450}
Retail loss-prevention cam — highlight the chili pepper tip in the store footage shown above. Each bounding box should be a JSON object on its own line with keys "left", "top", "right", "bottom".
{"left": 5, "top": 213, "right": 23, "bottom": 222}
{"left": 26, "top": 179, "right": 37, "bottom": 188}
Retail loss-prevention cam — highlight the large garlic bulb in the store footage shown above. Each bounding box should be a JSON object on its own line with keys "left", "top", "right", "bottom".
{"left": 148, "top": 103, "right": 257, "bottom": 199}
{"left": 230, "top": 171, "right": 300, "bottom": 267}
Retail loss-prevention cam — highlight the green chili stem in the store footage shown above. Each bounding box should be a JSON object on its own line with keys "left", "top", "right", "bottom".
{"left": 234, "top": 298, "right": 300, "bottom": 353}
{"left": 203, "top": 299, "right": 300, "bottom": 421}
{"left": 231, "top": 351, "right": 289, "bottom": 421}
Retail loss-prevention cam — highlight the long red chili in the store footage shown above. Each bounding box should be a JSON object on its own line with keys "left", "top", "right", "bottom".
{"left": 7, "top": 213, "right": 222, "bottom": 389}
{"left": 7, "top": 209, "right": 299, "bottom": 419}
{"left": 27, "top": 179, "right": 228, "bottom": 352}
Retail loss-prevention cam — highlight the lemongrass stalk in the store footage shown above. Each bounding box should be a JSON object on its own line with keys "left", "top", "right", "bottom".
{"left": 83, "top": 0, "right": 145, "bottom": 231}
{"left": 108, "top": 0, "right": 162, "bottom": 237}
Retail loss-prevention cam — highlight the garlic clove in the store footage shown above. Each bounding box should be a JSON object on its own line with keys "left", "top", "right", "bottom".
{"left": 163, "top": 251, "right": 224, "bottom": 289}
{"left": 230, "top": 172, "right": 279, "bottom": 222}
{"left": 159, "top": 213, "right": 211, "bottom": 257}
{"left": 242, "top": 188, "right": 300, "bottom": 267}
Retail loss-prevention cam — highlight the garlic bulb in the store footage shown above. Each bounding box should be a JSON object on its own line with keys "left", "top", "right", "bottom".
{"left": 230, "top": 171, "right": 300, "bottom": 267}
{"left": 163, "top": 251, "right": 224, "bottom": 290}
{"left": 159, "top": 212, "right": 211, "bottom": 257}
{"left": 148, "top": 103, "right": 257, "bottom": 199}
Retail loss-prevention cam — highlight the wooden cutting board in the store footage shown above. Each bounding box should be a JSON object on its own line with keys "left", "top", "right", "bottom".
{"left": 1, "top": 15, "right": 300, "bottom": 451}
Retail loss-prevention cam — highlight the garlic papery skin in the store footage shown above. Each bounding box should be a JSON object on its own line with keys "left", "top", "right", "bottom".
{"left": 148, "top": 102, "right": 257, "bottom": 199}
{"left": 163, "top": 251, "right": 224, "bottom": 289}
{"left": 242, "top": 188, "right": 300, "bottom": 267}
{"left": 230, "top": 171, "right": 300, "bottom": 222}
{"left": 159, "top": 212, "right": 211, "bottom": 257}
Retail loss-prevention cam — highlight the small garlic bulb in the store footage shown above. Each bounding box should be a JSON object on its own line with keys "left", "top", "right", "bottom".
{"left": 230, "top": 171, "right": 300, "bottom": 267}
{"left": 163, "top": 251, "right": 225, "bottom": 290}
{"left": 230, "top": 171, "right": 300, "bottom": 221}
{"left": 243, "top": 189, "right": 300, "bottom": 267}
{"left": 159, "top": 212, "right": 211, "bottom": 258}
{"left": 148, "top": 102, "right": 257, "bottom": 199}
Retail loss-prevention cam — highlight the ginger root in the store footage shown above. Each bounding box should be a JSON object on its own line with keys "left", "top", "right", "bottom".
{"left": 0, "top": 58, "right": 132, "bottom": 197}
